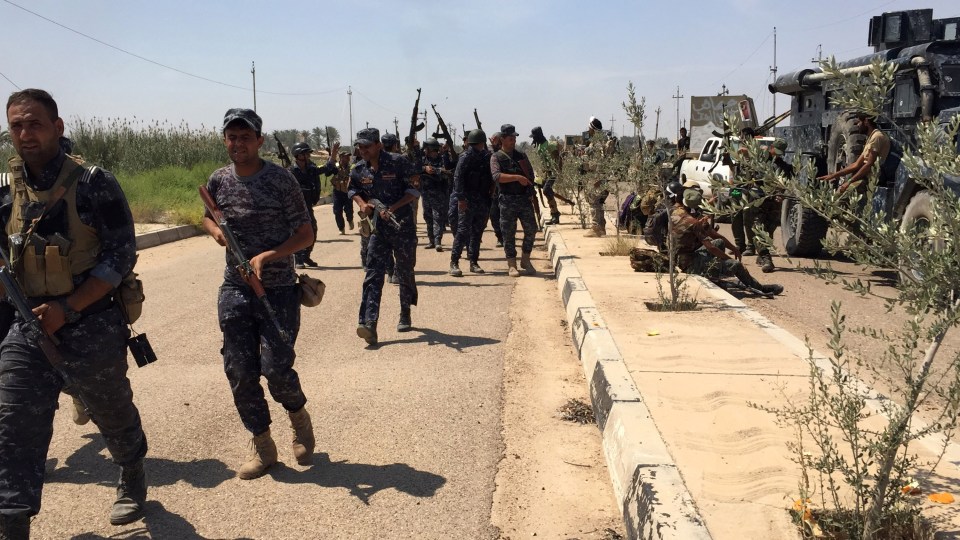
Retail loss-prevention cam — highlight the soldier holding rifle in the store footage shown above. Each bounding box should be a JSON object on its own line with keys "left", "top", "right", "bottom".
{"left": 491, "top": 124, "right": 538, "bottom": 277}
{"left": 202, "top": 108, "right": 316, "bottom": 481}
{"left": 0, "top": 89, "right": 149, "bottom": 536}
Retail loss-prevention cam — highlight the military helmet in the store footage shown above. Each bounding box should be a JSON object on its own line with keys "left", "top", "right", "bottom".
{"left": 665, "top": 180, "right": 684, "bottom": 201}
{"left": 466, "top": 129, "right": 487, "bottom": 145}
{"left": 424, "top": 137, "right": 441, "bottom": 148}
{"left": 292, "top": 142, "right": 312, "bottom": 156}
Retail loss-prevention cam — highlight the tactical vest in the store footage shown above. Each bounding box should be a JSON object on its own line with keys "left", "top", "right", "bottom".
{"left": 494, "top": 150, "right": 530, "bottom": 196}
{"left": 5, "top": 156, "right": 100, "bottom": 297}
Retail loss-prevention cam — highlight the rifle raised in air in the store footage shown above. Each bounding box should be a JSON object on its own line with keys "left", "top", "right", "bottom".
{"left": 473, "top": 108, "right": 483, "bottom": 130}
{"left": 199, "top": 186, "right": 291, "bottom": 346}
{"left": 273, "top": 133, "right": 292, "bottom": 168}
{"left": 407, "top": 88, "right": 425, "bottom": 159}
{"left": 430, "top": 104, "right": 458, "bottom": 159}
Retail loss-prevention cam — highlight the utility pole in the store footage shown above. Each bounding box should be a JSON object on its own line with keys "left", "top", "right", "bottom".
{"left": 770, "top": 27, "right": 778, "bottom": 118}
{"left": 654, "top": 107, "right": 662, "bottom": 141}
{"left": 609, "top": 114, "right": 615, "bottom": 134}
{"left": 251, "top": 61, "right": 257, "bottom": 112}
{"left": 421, "top": 109, "right": 429, "bottom": 140}
{"left": 811, "top": 44, "right": 822, "bottom": 64}
{"left": 672, "top": 86, "right": 684, "bottom": 140}
{"left": 347, "top": 86, "right": 354, "bottom": 146}
{"left": 718, "top": 84, "right": 729, "bottom": 96}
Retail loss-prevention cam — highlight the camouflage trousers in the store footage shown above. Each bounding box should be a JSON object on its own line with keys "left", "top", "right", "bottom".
{"left": 294, "top": 208, "right": 318, "bottom": 264}
{"left": 360, "top": 225, "right": 418, "bottom": 324}
{"left": 361, "top": 234, "right": 394, "bottom": 274}
{"left": 732, "top": 197, "right": 780, "bottom": 256}
{"left": 421, "top": 187, "right": 449, "bottom": 245}
{"left": 447, "top": 192, "right": 459, "bottom": 235}
{"left": 332, "top": 191, "right": 354, "bottom": 233}
{"left": 681, "top": 243, "right": 764, "bottom": 290}
{"left": 499, "top": 193, "right": 538, "bottom": 259}
{"left": 591, "top": 189, "right": 610, "bottom": 229}
{"left": 0, "top": 304, "right": 147, "bottom": 517}
{"left": 219, "top": 284, "right": 306, "bottom": 436}
{"left": 542, "top": 177, "right": 560, "bottom": 219}
{"left": 451, "top": 195, "right": 490, "bottom": 263}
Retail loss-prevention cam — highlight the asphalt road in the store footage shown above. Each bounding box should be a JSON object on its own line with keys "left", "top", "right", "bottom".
{"left": 33, "top": 208, "right": 519, "bottom": 539}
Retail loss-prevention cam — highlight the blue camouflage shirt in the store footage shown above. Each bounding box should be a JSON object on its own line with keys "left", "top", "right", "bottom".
{"left": 206, "top": 160, "right": 310, "bottom": 288}
{"left": 347, "top": 150, "right": 420, "bottom": 221}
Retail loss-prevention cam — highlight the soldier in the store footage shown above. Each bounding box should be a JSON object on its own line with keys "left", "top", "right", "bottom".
{"left": 492, "top": 124, "right": 538, "bottom": 277}
{"left": 530, "top": 126, "right": 563, "bottom": 225}
{"left": 488, "top": 132, "right": 504, "bottom": 247}
{"left": 583, "top": 116, "right": 614, "bottom": 237}
{"left": 745, "top": 139, "right": 791, "bottom": 273}
{"left": 289, "top": 142, "right": 322, "bottom": 267}
{"left": 670, "top": 188, "right": 783, "bottom": 296}
{"left": 349, "top": 128, "right": 420, "bottom": 345}
{"left": 818, "top": 112, "right": 890, "bottom": 196}
{"left": 449, "top": 129, "right": 492, "bottom": 277}
{"left": 323, "top": 146, "right": 355, "bottom": 235}
{"left": 0, "top": 89, "right": 149, "bottom": 534}
{"left": 419, "top": 138, "right": 451, "bottom": 251}
{"left": 203, "top": 108, "right": 315, "bottom": 480}
{"left": 677, "top": 127, "right": 690, "bottom": 154}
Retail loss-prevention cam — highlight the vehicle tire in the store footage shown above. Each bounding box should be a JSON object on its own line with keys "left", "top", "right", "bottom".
{"left": 781, "top": 197, "right": 828, "bottom": 257}
{"left": 827, "top": 111, "right": 867, "bottom": 175}
{"left": 898, "top": 190, "right": 943, "bottom": 283}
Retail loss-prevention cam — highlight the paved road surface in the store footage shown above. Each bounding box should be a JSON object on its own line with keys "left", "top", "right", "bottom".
{"left": 34, "top": 207, "right": 520, "bottom": 539}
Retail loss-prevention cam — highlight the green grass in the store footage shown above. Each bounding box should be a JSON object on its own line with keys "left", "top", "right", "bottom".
{"left": 118, "top": 161, "right": 222, "bottom": 226}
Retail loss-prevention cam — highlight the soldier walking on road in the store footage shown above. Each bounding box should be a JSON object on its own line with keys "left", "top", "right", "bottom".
{"left": 583, "top": 116, "right": 614, "bottom": 237}
{"left": 449, "top": 129, "right": 493, "bottom": 277}
{"left": 419, "top": 138, "right": 451, "bottom": 251}
{"left": 203, "top": 108, "right": 316, "bottom": 481}
{"left": 350, "top": 128, "right": 420, "bottom": 345}
{"left": 530, "top": 126, "right": 563, "bottom": 225}
{"left": 289, "top": 142, "right": 322, "bottom": 268}
{"left": 488, "top": 132, "right": 504, "bottom": 248}
{"left": 320, "top": 144, "right": 355, "bottom": 236}
{"left": 0, "top": 89, "right": 149, "bottom": 535}
{"left": 492, "top": 124, "right": 539, "bottom": 277}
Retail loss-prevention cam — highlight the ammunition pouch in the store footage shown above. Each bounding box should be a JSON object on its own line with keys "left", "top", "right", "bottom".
{"left": 117, "top": 271, "right": 145, "bottom": 324}
{"left": 298, "top": 273, "right": 324, "bottom": 308}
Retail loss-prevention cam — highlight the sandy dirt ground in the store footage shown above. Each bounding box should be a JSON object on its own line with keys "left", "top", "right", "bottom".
{"left": 22, "top": 205, "right": 621, "bottom": 539}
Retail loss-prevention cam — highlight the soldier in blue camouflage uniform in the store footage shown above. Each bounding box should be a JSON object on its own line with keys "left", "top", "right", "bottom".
{"left": 203, "top": 108, "right": 316, "bottom": 481}
{"left": 289, "top": 142, "right": 322, "bottom": 268}
{"left": 0, "top": 89, "right": 148, "bottom": 536}
{"left": 449, "top": 129, "right": 493, "bottom": 277}
{"left": 419, "top": 138, "right": 452, "bottom": 251}
{"left": 447, "top": 132, "right": 472, "bottom": 239}
{"left": 349, "top": 128, "right": 420, "bottom": 345}
{"left": 491, "top": 124, "right": 538, "bottom": 277}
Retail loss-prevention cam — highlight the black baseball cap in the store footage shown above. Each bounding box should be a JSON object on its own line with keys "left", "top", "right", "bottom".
{"left": 222, "top": 108, "right": 262, "bottom": 134}
{"left": 356, "top": 128, "right": 380, "bottom": 146}
{"left": 500, "top": 124, "right": 518, "bottom": 137}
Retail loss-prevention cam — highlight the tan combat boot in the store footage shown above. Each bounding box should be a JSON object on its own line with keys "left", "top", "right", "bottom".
{"left": 288, "top": 407, "right": 315, "bottom": 465}
{"left": 519, "top": 252, "right": 536, "bottom": 275}
{"left": 238, "top": 430, "right": 278, "bottom": 480}
{"left": 507, "top": 258, "right": 521, "bottom": 278}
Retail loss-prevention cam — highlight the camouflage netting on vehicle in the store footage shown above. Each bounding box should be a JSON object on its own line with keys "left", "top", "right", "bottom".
{"left": 629, "top": 247, "right": 668, "bottom": 272}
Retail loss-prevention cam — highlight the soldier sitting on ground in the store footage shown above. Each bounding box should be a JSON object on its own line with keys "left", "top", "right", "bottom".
{"left": 671, "top": 188, "right": 784, "bottom": 296}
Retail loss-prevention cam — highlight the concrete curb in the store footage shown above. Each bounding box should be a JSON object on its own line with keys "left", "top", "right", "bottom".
{"left": 135, "top": 225, "right": 200, "bottom": 251}
{"left": 544, "top": 227, "right": 712, "bottom": 540}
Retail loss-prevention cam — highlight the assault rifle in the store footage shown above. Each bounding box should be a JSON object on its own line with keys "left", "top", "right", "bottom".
{"left": 407, "top": 88, "right": 425, "bottom": 159}
{"left": 274, "top": 133, "right": 291, "bottom": 168}
{"left": 358, "top": 198, "right": 402, "bottom": 235}
{"left": 0, "top": 243, "right": 64, "bottom": 367}
{"left": 199, "top": 186, "right": 291, "bottom": 346}
{"left": 473, "top": 108, "right": 482, "bottom": 130}
{"left": 430, "top": 104, "right": 458, "bottom": 158}
{"left": 518, "top": 158, "right": 543, "bottom": 231}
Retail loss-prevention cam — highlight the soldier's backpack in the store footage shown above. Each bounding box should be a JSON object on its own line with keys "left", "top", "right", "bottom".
{"left": 642, "top": 204, "right": 670, "bottom": 251}
{"left": 629, "top": 247, "right": 668, "bottom": 272}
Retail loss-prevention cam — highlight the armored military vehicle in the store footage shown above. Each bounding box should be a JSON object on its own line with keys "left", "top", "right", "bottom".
{"left": 770, "top": 8, "right": 960, "bottom": 256}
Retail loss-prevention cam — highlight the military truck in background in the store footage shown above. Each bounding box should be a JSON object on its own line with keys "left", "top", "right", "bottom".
{"left": 770, "top": 8, "right": 960, "bottom": 256}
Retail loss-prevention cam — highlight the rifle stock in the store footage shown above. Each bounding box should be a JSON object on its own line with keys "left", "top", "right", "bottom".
{"left": 430, "top": 104, "right": 458, "bottom": 158}
{"left": 199, "top": 186, "right": 291, "bottom": 346}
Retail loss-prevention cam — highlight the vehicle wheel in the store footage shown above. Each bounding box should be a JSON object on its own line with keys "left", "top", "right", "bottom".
{"left": 898, "top": 190, "right": 943, "bottom": 283}
{"left": 781, "top": 197, "right": 828, "bottom": 257}
{"left": 827, "top": 111, "right": 866, "bottom": 175}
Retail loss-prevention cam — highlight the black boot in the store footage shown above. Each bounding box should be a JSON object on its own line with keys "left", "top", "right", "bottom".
{"left": 110, "top": 460, "right": 146, "bottom": 525}
{"left": 0, "top": 514, "right": 30, "bottom": 540}
{"left": 760, "top": 284, "right": 784, "bottom": 296}
{"left": 449, "top": 261, "right": 463, "bottom": 277}
{"left": 357, "top": 321, "right": 378, "bottom": 345}
{"left": 397, "top": 307, "right": 412, "bottom": 332}
{"left": 469, "top": 261, "right": 485, "bottom": 274}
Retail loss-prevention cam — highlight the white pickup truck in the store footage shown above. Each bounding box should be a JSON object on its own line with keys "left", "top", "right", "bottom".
{"left": 678, "top": 136, "right": 775, "bottom": 196}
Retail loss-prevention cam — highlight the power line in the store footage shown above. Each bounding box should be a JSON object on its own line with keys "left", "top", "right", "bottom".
{"left": 0, "top": 70, "right": 21, "bottom": 90}
{"left": 352, "top": 88, "right": 400, "bottom": 116}
{"left": 1, "top": 0, "right": 344, "bottom": 97}
{"left": 795, "top": 0, "right": 899, "bottom": 32}
{"left": 709, "top": 31, "right": 773, "bottom": 88}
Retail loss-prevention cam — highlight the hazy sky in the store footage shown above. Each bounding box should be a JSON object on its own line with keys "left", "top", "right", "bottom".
{"left": 2, "top": 0, "right": 956, "bottom": 144}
